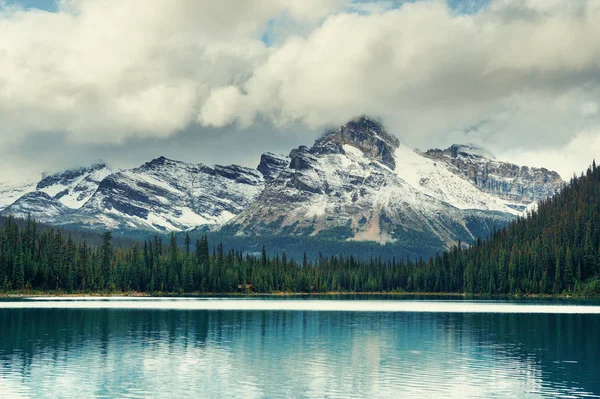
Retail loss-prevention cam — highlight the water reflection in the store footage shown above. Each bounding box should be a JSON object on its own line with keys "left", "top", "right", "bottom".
{"left": 0, "top": 304, "right": 599, "bottom": 398}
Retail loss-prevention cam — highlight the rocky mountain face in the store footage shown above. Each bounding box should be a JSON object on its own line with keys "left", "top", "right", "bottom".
{"left": 422, "top": 144, "right": 563, "bottom": 211}
{"left": 0, "top": 158, "right": 264, "bottom": 232}
{"left": 0, "top": 117, "right": 563, "bottom": 255}
{"left": 0, "top": 181, "right": 36, "bottom": 210}
{"left": 1, "top": 163, "right": 112, "bottom": 221}
{"left": 66, "top": 157, "right": 264, "bottom": 231}
{"left": 310, "top": 117, "right": 400, "bottom": 169}
{"left": 222, "top": 117, "right": 530, "bottom": 252}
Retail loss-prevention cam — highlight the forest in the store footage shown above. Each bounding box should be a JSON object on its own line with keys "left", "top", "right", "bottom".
{"left": 1, "top": 162, "right": 600, "bottom": 296}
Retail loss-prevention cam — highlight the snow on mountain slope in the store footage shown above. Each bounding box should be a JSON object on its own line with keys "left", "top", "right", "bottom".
{"left": 223, "top": 117, "right": 518, "bottom": 249}
{"left": 0, "top": 163, "right": 113, "bottom": 224}
{"left": 394, "top": 144, "right": 519, "bottom": 215}
{"left": 226, "top": 141, "right": 455, "bottom": 244}
{"left": 2, "top": 191, "right": 70, "bottom": 221}
{"left": 422, "top": 145, "right": 563, "bottom": 211}
{"left": 63, "top": 157, "right": 265, "bottom": 231}
{"left": 36, "top": 163, "right": 112, "bottom": 209}
{"left": 0, "top": 116, "right": 562, "bottom": 249}
{"left": 0, "top": 180, "right": 36, "bottom": 211}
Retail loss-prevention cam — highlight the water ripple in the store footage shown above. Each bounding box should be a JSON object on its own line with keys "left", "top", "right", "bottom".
{"left": 0, "top": 300, "right": 598, "bottom": 398}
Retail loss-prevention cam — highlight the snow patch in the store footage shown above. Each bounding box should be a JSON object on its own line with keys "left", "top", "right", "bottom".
{"left": 0, "top": 180, "right": 37, "bottom": 210}
{"left": 394, "top": 144, "right": 519, "bottom": 215}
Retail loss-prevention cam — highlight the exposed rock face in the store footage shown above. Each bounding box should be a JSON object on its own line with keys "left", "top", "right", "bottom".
{"left": 67, "top": 157, "right": 265, "bottom": 231}
{"left": 422, "top": 145, "right": 564, "bottom": 210}
{"left": 2, "top": 192, "right": 69, "bottom": 221}
{"left": 0, "top": 116, "right": 563, "bottom": 256}
{"left": 37, "top": 163, "right": 107, "bottom": 190}
{"left": 223, "top": 118, "right": 526, "bottom": 252}
{"left": 311, "top": 117, "right": 400, "bottom": 169}
{"left": 0, "top": 157, "right": 264, "bottom": 232}
{"left": 444, "top": 144, "right": 496, "bottom": 160}
{"left": 257, "top": 153, "right": 290, "bottom": 181}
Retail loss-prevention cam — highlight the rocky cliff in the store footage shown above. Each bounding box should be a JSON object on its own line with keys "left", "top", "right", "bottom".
{"left": 223, "top": 118, "right": 538, "bottom": 252}
{"left": 0, "top": 117, "right": 563, "bottom": 257}
{"left": 422, "top": 144, "right": 564, "bottom": 211}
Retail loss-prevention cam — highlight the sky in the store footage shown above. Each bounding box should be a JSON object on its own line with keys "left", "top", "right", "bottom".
{"left": 0, "top": 0, "right": 599, "bottom": 182}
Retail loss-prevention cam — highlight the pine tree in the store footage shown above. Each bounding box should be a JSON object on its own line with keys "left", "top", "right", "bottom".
{"left": 553, "top": 256, "right": 562, "bottom": 294}
{"left": 184, "top": 232, "right": 191, "bottom": 256}
{"left": 564, "top": 248, "right": 574, "bottom": 292}
{"left": 80, "top": 242, "right": 89, "bottom": 291}
{"left": 183, "top": 260, "right": 194, "bottom": 292}
{"left": 261, "top": 245, "right": 267, "bottom": 267}
{"left": 100, "top": 232, "right": 112, "bottom": 289}
{"left": 583, "top": 222, "right": 595, "bottom": 278}
{"left": 12, "top": 251, "right": 25, "bottom": 290}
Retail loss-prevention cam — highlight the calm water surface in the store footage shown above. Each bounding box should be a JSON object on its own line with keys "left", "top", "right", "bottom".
{"left": 0, "top": 297, "right": 599, "bottom": 398}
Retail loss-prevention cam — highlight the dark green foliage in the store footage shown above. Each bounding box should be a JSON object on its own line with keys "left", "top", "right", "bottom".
{"left": 0, "top": 162, "right": 599, "bottom": 295}
{"left": 12, "top": 251, "right": 24, "bottom": 290}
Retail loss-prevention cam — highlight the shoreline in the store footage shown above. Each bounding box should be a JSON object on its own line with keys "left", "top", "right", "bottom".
{"left": 0, "top": 291, "right": 593, "bottom": 299}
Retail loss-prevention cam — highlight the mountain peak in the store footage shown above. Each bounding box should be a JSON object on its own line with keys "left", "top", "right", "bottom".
{"left": 448, "top": 144, "right": 496, "bottom": 160}
{"left": 422, "top": 143, "right": 496, "bottom": 162}
{"left": 422, "top": 144, "right": 563, "bottom": 208}
{"left": 37, "top": 162, "right": 108, "bottom": 190}
{"left": 311, "top": 116, "right": 400, "bottom": 169}
{"left": 150, "top": 155, "right": 168, "bottom": 163}
{"left": 89, "top": 161, "right": 108, "bottom": 170}
{"left": 139, "top": 156, "right": 179, "bottom": 170}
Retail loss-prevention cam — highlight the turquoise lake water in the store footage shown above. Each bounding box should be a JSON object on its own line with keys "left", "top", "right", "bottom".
{"left": 0, "top": 297, "right": 599, "bottom": 398}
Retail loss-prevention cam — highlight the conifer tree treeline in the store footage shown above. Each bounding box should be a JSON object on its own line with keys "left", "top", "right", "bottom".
{"left": 1, "top": 162, "right": 599, "bottom": 295}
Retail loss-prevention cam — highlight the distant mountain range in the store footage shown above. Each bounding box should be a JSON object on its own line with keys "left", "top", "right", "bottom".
{"left": 0, "top": 117, "right": 563, "bottom": 256}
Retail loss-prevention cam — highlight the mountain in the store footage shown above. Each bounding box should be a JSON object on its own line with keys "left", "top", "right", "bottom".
{"left": 2, "top": 192, "right": 71, "bottom": 221}
{"left": 0, "top": 162, "right": 596, "bottom": 296}
{"left": 422, "top": 144, "right": 563, "bottom": 211}
{"left": 0, "top": 180, "right": 37, "bottom": 211}
{"left": 1, "top": 163, "right": 111, "bottom": 221}
{"left": 401, "top": 160, "right": 600, "bottom": 295}
{"left": 1, "top": 157, "right": 264, "bottom": 232}
{"left": 222, "top": 117, "right": 536, "bottom": 254}
{"left": 36, "top": 163, "right": 112, "bottom": 209}
{"left": 63, "top": 157, "right": 264, "bottom": 232}
{"left": 0, "top": 116, "right": 563, "bottom": 257}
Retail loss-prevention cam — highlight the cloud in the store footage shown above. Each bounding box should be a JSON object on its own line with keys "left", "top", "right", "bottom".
{"left": 582, "top": 102, "right": 599, "bottom": 117}
{"left": 1, "top": 0, "right": 600, "bottom": 180}
{"left": 502, "top": 128, "right": 600, "bottom": 179}
{"left": 0, "top": 0, "right": 344, "bottom": 145}
{"left": 200, "top": 0, "right": 600, "bottom": 153}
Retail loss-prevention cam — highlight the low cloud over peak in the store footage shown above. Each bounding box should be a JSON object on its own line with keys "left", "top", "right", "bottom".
{"left": 0, "top": 0, "right": 599, "bottom": 180}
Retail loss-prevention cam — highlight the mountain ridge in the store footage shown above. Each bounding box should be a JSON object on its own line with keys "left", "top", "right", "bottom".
{"left": 0, "top": 117, "right": 564, "bottom": 256}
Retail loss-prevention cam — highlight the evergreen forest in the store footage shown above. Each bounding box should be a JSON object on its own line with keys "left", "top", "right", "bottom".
{"left": 1, "top": 162, "right": 600, "bottom": 296}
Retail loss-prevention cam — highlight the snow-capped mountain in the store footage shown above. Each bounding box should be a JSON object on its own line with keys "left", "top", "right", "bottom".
{"left": 36, "top": 163, "right": 112, "bottom": 209}
{"left": 63, "top": 157, "right": 264, "bottom": 231}
{"left": 222, "top": 117, "right": 529, "bottom": 249}
{"left": 422, "top": 145, "right": 563, "bottom": 211}
{"left": 0, "top": 117, "right": 563, "bottom": 254}
{"left": 1, "top": 163, "right": 111, "bottom": 221}
{"left": 0, "top": 180, "right": 37, "bottom": 211}
{"left": 2, "top": 157, "right": 264, "bottom": 232}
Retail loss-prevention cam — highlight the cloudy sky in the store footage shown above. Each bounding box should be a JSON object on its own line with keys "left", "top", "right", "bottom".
{"left": 0, "top": 0, "right": 599, "bottom": 181}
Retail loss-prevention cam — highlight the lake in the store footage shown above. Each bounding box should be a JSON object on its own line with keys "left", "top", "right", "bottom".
{"left": 1, "top": 297, "right": 599, "bottom": 398}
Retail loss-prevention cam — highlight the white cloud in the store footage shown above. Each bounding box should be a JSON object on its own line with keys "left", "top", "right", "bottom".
{"left": 200, "top": 0, "right": 600, "bottom": 158}
{"left": 501, "top": 128, "right": 600, "bottom": 179}
{"left": 0, "top": 0, "right": 600, "bottom": 179}
{"left": 0, "top": 0, "right": 344, "bottom": 145}
{"left": 582, "top": 102, "right": 599, "bottom": 117}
